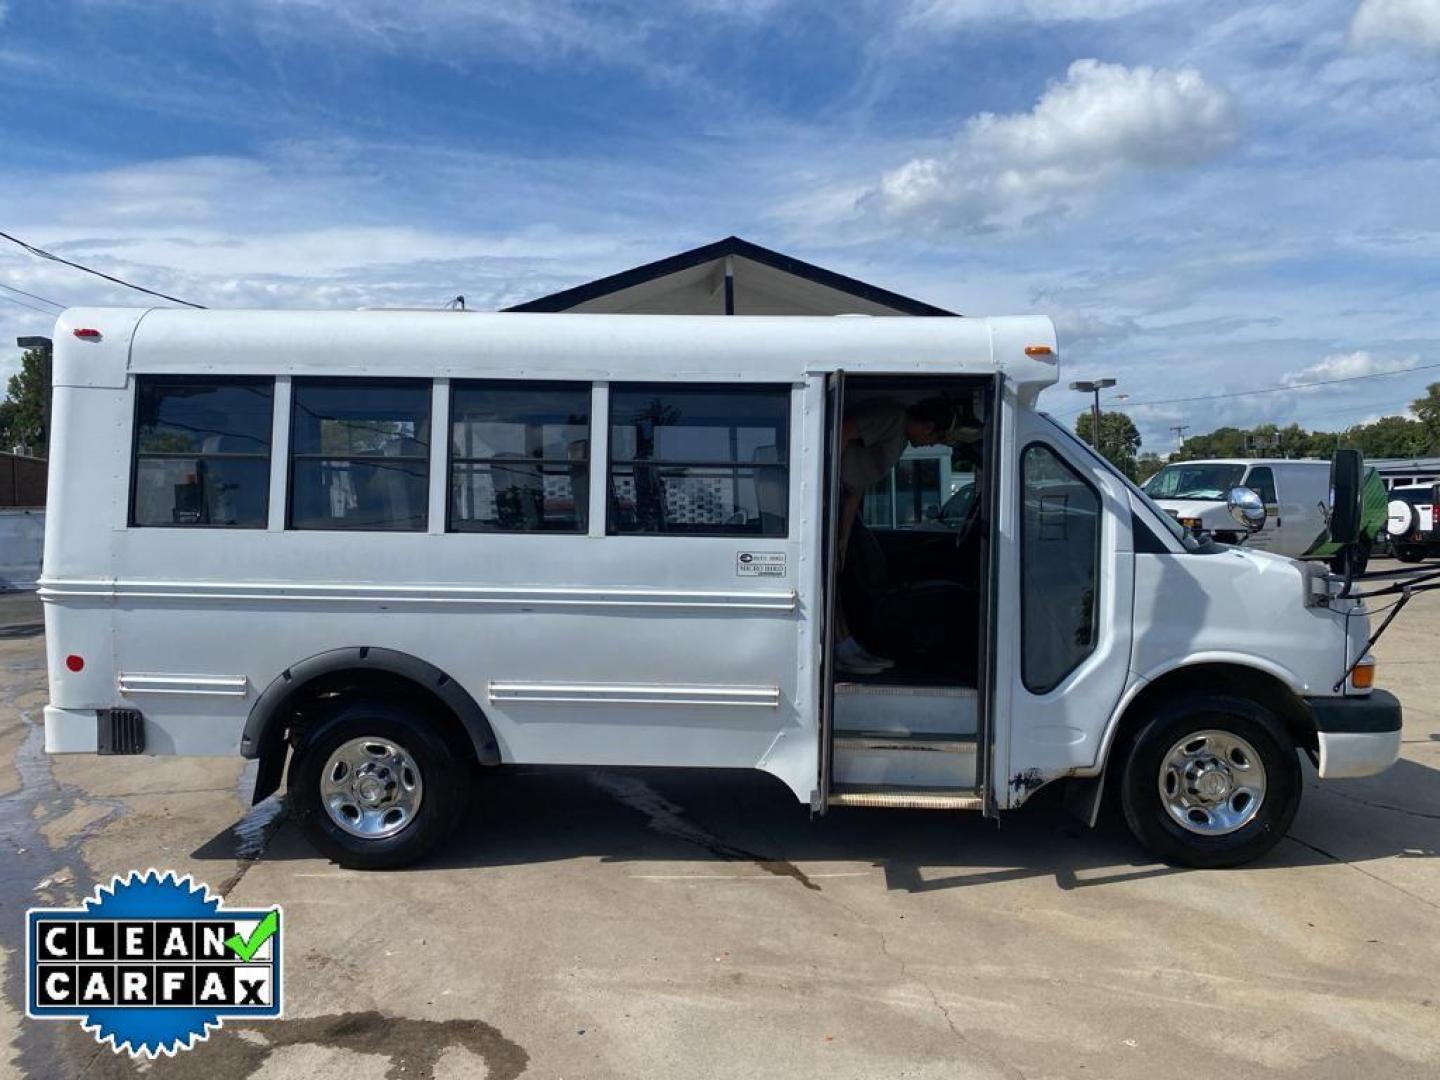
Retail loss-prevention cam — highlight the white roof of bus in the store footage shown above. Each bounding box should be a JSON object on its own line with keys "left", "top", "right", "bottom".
{"left": 56, "top": 307, "right": 1061, "bottom": 402}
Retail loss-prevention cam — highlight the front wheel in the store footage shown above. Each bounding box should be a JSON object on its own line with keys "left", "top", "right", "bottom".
{"left": 287, "top": 697, "right": 471, "bottom": 869}
{"left": 1119, "top": 694, "right": 1300, "bottom": 868}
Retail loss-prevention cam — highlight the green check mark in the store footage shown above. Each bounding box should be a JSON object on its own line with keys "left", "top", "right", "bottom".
{"left": 225, "top": 910, "right": 278, "bottom": 962}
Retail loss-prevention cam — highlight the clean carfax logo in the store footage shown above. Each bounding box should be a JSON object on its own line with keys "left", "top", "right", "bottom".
{"left": 26, "top": 870, "right": 282, "bottom": 1057}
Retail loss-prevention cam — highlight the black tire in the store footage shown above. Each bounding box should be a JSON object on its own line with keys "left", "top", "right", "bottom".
{"left": 1119, "top": 693, "right": 1300, "bottom": 869}
{"left": 287, "top": 697, "right": 471, "bottom": 870}
{"left": 1395, "top": 545, "right": 1426, "bottom": 563}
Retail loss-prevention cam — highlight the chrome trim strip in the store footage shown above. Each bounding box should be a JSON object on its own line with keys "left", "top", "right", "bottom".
{"left": 489, "top": 681, "right": 781, "bottom": 708}
{"left": 118, "top": 673, "right": 249, "bottom": 698}
{"left": 40, "top": 579, "right": 797, "bottom": 613}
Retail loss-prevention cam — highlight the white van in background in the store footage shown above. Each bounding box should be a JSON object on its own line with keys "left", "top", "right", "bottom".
{"left": 1143, "top": 458, "right": 1334, "bottom": 557}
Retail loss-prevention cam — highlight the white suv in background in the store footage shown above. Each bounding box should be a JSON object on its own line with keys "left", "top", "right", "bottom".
{"left": 1386, "top": 484, "right": 1439, "bottom": 562}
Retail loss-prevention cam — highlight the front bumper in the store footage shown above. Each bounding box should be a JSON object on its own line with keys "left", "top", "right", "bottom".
{"left": 1304, "top": 689, "right": 1403, "bottom": 779}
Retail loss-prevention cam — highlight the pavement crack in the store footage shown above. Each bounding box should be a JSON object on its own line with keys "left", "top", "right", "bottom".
{"left": 589, "top": 772, "right": 819, "bottom": 890}
{"left": 879, "top": 927, "right": 1026, "bottom": 1079}
{"left": 820, "top": 885, "right": 1026, "bottom": 1079}
{"left": 1318, "top": 787, "right": 1440, "bottom": 821}
{"left": 1285, "top": 834, "right": 1440, "bottom": 912}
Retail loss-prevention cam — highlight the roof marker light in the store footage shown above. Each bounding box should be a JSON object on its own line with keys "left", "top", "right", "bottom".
{"left": 1024, "top": 344, "right": 1054, "bottom": 357}
{"left": 73, "top": 328, "right": 102, "bottom": 340}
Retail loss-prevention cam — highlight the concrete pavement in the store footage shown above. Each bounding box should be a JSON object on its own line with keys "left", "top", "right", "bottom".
{"left": 1, "top": 575, "right": 1438, "bottom": 1079}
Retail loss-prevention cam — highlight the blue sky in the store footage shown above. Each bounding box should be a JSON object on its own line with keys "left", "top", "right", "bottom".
{"left": 2, "top": 0, "right": 1438, "bottom": 451}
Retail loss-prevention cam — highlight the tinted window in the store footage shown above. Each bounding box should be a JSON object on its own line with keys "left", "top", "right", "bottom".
{"left": 131, "top": 377, "right": 273, "bottom": 528}
{"left": 289, "top": 379, "right": 430, "bottom": 531}
{"left": 894, "top": 457, "right": 942, "bottom": 526}
{"left": 450, "top": 382, "right": 590, "bottom": 532}
{"left": 1246, "top": 466, "right": 1277, "bottom": 504}
{"left": 1021, "top": 444, "right": 1100, "bottom": 693}
{"left": 1142, "top": 463, "right": 1245, "bottom": 500}
{"left": 608, "top": 385, "right": 789, "bottom": 536}
{"left": 1394, "top": 488, "right": 1435, "bottom": 506}
{"left": 862, "top": 470, "right": 895, "bottom": 527}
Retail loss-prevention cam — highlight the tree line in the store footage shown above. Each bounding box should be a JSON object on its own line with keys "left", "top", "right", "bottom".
{"left": 0, "top": 347, "right": 50, "bottom": 456}
{"left": 1077, "top": 382, "right": 1440, "bottom": 482}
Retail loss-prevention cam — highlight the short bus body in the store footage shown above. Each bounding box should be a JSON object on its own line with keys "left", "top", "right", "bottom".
{"left": 41, "top": 308, "right": 1403, "bottom": 868}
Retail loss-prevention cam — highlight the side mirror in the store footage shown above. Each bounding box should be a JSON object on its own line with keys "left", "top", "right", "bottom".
{"left": 1226, "top": 487, "right": 1266, "bottom": 532}
{"left": 1329, "top": 449, "right": 1363, "bottom": 546}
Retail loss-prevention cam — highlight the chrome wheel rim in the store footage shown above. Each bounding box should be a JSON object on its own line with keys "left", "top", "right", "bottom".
{"left": 320, "top": 736, "right": 424, "bottom": 839}
{"left": 1158, "top": 729, "right": 1266, "bottom": 837}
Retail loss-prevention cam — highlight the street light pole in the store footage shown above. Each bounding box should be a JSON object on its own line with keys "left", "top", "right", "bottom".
{"left": 1069, "top": 378, "right": 1116, "bottom": 449}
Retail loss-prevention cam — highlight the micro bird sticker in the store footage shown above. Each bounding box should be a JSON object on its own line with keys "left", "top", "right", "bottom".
{"left": 26, "top": 870, "right": 282, "bottom": 1057}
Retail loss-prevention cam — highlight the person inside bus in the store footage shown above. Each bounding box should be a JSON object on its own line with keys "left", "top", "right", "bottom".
{"left": 834, "top": 395, "right": 958, "bottom": 676}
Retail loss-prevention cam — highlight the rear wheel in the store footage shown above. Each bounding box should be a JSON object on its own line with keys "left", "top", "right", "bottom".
{"left": 1120, "top": 694, "right": 1300, "bottom": 868}
{"left": 1395, "top": 545, "right": 1426, "bottom": 563}
{"left": 287, "top": 697, "right": 470, "bottom": 869}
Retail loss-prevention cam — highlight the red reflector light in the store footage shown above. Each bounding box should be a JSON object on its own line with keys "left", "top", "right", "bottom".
{"left": 65, "top": 654, "right": 85, "bottom": 672}
{"left": 73, "top": 328, "right": 101, "bottom": 340}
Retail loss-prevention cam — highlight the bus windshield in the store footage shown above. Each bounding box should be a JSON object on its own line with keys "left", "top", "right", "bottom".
{"left": 1141, "top": 463, "right": 1246, "bottom": 501}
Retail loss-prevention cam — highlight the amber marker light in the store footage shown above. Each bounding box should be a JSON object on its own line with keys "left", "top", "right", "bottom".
{"left": 1350, "top": 658, "right": 1375, "bottom": 690}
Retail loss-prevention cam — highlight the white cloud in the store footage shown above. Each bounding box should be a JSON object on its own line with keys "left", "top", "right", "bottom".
{"left": 1280, "top": 350, "right": 1418, "bottom": 388}
{"left": 1350, "top": 0, "right": 1440, "bottom": 53}
{"left": 861, "top": 59, "right": 1239, "bottom": 231}
{"left": 910, "top": 0, "right": 1176, "bottom": 25}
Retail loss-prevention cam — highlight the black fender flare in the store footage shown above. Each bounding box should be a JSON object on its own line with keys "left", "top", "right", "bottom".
{"left": 241, "top": 646, "right": 499, "bottom": 804}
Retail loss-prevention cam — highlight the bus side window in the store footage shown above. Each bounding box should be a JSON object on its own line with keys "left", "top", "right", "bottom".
{"left": 289, "top": 378, "right": 431, "bottom": 531}
{"left": 1020, "top": 443, "right": 1100, "bottom": 693}
{"left": 131, "top": 376, "right": 274, "bottom": 528}
{"left": 448, "top": 381, "right": 591, "bottom": 533}
{"left": 607, "top": 384, "right": 789, "bottom": 538}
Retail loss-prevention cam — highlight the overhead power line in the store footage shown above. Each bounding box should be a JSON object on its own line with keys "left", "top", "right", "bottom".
{"left": 1117, "top": 360, "right": 1440, "bottom": 410}
{"left": 1057, "top": 359, "right": 1440, "bottom": 417}
{"left": 0, "top": 229, "right": 205, "bottom": 309}
{"left": 0, "top": 292, "right": 60, "bottom": 316}
{"left": 0, "top": 280, "right": 64, "bottom": 310}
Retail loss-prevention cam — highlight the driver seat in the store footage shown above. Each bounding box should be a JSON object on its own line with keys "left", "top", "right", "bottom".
{"left": 842, "top": 520, "right": 977, "bottom": 679}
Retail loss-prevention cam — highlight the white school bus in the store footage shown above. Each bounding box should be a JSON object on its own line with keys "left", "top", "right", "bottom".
{"left": 40, "top": 308, "right": 1402, "bottom": 869}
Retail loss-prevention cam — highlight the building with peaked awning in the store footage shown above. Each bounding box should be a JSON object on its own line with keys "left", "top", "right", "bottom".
{"left": 506, "top": 236, "right": 957, "bottom": 318}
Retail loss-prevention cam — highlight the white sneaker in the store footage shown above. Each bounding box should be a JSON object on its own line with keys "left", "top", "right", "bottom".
{"left": 835, "top": 637, "right": 884, "bottom": 676}
{"left": 854, "top": 644, "right": 895, "bottom": 670}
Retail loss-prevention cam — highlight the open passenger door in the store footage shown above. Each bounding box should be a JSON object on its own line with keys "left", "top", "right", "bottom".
{"left": 816, "top": 370, "right": 845, "bottom": 810}
{"left": 816, "top": 372, "right": 993, "bottom": 814}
